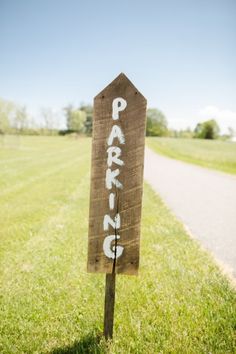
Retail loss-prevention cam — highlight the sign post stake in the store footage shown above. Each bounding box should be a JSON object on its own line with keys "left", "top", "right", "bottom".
{"left": 103, "top": 273, "right": 116, "bottom": 339}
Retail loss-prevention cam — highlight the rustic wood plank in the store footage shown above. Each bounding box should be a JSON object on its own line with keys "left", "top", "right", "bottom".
{"left": 87, "top": 73, "right": 147, "bottom": 275}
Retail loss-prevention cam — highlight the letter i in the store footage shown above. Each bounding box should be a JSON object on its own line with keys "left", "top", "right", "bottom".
{"left": 109, "top": 193, "right": 115, "bottom": 210}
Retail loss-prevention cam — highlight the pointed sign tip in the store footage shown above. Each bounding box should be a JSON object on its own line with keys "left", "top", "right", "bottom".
{"left": 115, "top": 72, "right": 133, "bottom": 82}
{"left": 94, "top": 73, "right": 146, "bottom": 102}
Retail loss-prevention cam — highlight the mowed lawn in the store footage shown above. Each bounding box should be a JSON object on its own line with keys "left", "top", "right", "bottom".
{"left": 0, "top": 136, "right": 235, "bottom": 354}
{"left": 147, "top": 137, "right": 236, "bottom": 174}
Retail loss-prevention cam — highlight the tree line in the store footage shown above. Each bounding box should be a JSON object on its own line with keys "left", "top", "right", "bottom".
{"left": 63, "top": 104, "right": 231, "bottom": 140}
{"left": 0, "top": 98, "right": 60, "bottom": 136}
{"left": 0, "top": 97, "right": 234, "bottom": 140}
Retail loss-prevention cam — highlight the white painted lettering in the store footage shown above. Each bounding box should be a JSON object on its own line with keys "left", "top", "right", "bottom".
{"left": 107, "top": 125, "right": 125, "bottom": 146}
{"left": 106, "top": 168, "right": 123, "bottom": 190}
{"left": 112, "top": 97, "right": 127, "bottom": 120}
{"left": 107, "top": 146, "right": 124, "bottom": 167}
{"left": 103, "top": 96, "right": 127, "bottom": 260}
{"left": 103, "top": 235, "right": 124, "bottom": 259}
{"left": 109, "top": 193, "right": 115, "bottom": 210}
{"left": 103, "top": 213, "right": 120, "bottom": 231}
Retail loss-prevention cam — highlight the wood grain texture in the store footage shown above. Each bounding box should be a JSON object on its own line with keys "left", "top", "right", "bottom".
{"left": 87, "top": 73, "right": 147, "bottom": 275}
{"left": 103, "top": 273, "right": 116, "bottom": 339}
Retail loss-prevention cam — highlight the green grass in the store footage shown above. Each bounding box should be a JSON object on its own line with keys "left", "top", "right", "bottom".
{"left": 147, "top": 137, "right": 236, "bottom": 174}
{"left": 0, "top": 135, "right": 235, "bottom": 353}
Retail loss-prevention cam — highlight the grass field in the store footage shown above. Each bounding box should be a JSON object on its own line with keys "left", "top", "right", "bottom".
{"left": 147, "top": 137, "right": 236, "bottom": 174}
{"left": 0, "top": 136, "right": 235, "bottom": 353}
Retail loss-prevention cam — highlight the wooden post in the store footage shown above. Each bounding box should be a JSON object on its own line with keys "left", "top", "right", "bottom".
{"left": 103, "top": 273, "right": 116, "bottom": 339}
{"left": 87, "top": 73, "right": 147, "bottom": 339}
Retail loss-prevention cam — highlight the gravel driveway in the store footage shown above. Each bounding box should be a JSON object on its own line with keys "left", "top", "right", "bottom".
{"left": 144, "top": 147, "right": 236, "bottom": 278}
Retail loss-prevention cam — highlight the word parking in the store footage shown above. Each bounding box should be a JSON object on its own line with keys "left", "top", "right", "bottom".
{"left": 103, "top": 97, "right": 127, "bottom": 260}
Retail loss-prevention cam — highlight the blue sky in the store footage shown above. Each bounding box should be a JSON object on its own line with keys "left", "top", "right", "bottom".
{"left": 0, "top": 0, "right": 235, "bottom": 132}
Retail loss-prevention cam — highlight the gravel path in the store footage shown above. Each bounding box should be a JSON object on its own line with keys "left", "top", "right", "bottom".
{"left": 144, "top": 147, "right": 236, "bottom": 278}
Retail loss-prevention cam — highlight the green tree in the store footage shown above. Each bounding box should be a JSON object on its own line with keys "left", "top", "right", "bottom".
{"left": 64, "top": 105, "right": 86, "bottom": 133}
{"left": 14, "top": 106, "right": 28, "bottom": 132}
{"left": 0, "top": 98, "right": 14, "bottom": 134}
{"left": 194, "top": 119, "right": 220, "bottom": 139}
{"left": 80, "top": 104, "right": 93, "bottom": 136}
{"left": 146, "top": 108, "right": 168, "bottom": 136}
{"left": 228, "top": 127, "right": 235, "bottom": 140}
{"left": 41, "top": 107, "right": 55, "bottom": 134}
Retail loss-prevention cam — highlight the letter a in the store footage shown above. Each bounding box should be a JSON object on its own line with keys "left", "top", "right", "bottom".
{"left": 107, "top": 125, "right": 125, "bottom": 146}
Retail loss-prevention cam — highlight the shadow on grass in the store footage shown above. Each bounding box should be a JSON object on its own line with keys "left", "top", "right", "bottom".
{"left": 50, "top": 332, "right": 106, "bottom": 354}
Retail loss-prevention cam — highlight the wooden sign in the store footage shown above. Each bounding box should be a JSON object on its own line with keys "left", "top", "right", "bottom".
{"left": 87, "top": 73, "right": 147, "bottom": 276}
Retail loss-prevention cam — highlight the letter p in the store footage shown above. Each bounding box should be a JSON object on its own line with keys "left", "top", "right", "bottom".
{"left": 112, "top": 97, "right": 127, "bottom": 120}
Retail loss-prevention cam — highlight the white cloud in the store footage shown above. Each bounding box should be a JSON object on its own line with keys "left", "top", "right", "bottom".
{"left": 199, "top": 106, "right": 236, "bottom": 134}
